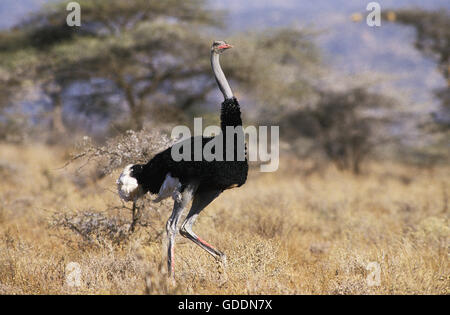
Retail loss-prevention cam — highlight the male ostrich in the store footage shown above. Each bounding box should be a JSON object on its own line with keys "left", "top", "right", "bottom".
{"left": 116, "top": 41, "right": 248, "bottom": 276}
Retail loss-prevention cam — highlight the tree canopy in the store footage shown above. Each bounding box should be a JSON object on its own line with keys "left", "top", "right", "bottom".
{"left": 0, "top": 0, "right": 320, "bottom": 136}
{"left": 384, "top": 9, "right": 450, "bottom": 133}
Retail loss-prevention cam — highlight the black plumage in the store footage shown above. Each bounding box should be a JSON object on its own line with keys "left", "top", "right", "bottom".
{"left": 133, "top": 97, "right": 248, "bottom": 194}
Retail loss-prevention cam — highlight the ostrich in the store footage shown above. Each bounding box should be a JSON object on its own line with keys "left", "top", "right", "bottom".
{"left": 116, "top": 41, "right": 248, "bottom": 276}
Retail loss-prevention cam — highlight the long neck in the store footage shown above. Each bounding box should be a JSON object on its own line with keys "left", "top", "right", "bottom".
{"left": 211, "top": 51, "right": 233, "bottom": 100}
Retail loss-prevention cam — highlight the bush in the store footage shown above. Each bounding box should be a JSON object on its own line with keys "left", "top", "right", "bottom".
{"left": 281, "top": 88, "right": 395, "bottom": 173}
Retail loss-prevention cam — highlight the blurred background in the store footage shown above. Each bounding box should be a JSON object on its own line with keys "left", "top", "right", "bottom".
{"left": 0, "top": 0, "right": 448, "bottom": 295}
{"left": 0, "top": 0, "right": 448, "bottom": 171}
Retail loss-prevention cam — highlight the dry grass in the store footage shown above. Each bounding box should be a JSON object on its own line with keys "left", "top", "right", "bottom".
{"left": 0, "top": 143, "right": 448, "bottom": 294}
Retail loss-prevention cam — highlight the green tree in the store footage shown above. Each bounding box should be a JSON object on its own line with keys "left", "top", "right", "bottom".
{"left": 25, "top": 0, "right": 220, "bottom": 132}
{"left": 384, "top": 9, "right": 450, "bottom": 132}
{"left": 281, "top": 88, "right": 396, "bottom": 174}
{"left": 1, "top": 0, "right": 321, "bottom": 139}
{"left": 0, "top": 29, "right": 40, "bottom": 140}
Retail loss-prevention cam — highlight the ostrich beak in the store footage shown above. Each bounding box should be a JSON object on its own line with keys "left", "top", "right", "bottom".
{"left": 218, "top": 43, "right": 233, "bottom": 50}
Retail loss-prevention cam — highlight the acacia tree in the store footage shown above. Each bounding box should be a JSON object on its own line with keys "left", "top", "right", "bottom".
{"left": 40, "top": 2, "right": 320, "bottom": 131}
{"left": 13, "top": 0, "right": 221, "bottom": 132}
{"left": 225, "top": 28, "right": 320, "bottom": 117}
{"left": 384, "top": 9, "right": 450, "bottom": 132}
{"left": 0, "top": 29, "right": 40, "bottom": 140}
{"left": 1, "top": 0, "right": 321, "bottom": 139}
{"left": 281, "top": 88, "right": 396, "bottom": 174}
{"left": 0, "top": 0, "right": 221, "bottom": 135}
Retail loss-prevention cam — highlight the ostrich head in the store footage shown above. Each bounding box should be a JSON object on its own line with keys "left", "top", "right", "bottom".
{"left": 211, "top": 40, "right": 233, "bottom": 54}
{"left": 116, "top": 164, "right": 144, "bottom": 202}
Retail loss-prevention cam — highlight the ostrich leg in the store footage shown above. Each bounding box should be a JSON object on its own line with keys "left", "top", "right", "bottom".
{"left": 179, "top": 189, "right": 225, "bottom": 262}
{"left": 166, "top": 184, "right": 196, "bottom": 277}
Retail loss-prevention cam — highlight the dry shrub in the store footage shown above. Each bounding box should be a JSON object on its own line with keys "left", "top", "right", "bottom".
{"left": 48, "top": 194, "right": 171, "bottom": 250}
{"left": 250, "top": 200, "right": 293, "bottom": 239}
{"left": 70, "top": 129, "right": 174, "bottom": 178}
{"left": 49, "top": 210, "right": 132, "bottom": 247}
{"left": 0, "top": 142, "right": 448, "bottom": 294}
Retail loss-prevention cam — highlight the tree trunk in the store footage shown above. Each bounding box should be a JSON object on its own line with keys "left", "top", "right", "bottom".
{"left": 52, "top": 94, "right": 66, "bottom": 135}
{"left": 115, "top": 75, "right": 143, "bottom": 130}
{"left": 130, "top": 105, "right": 144, "bottom": 130}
